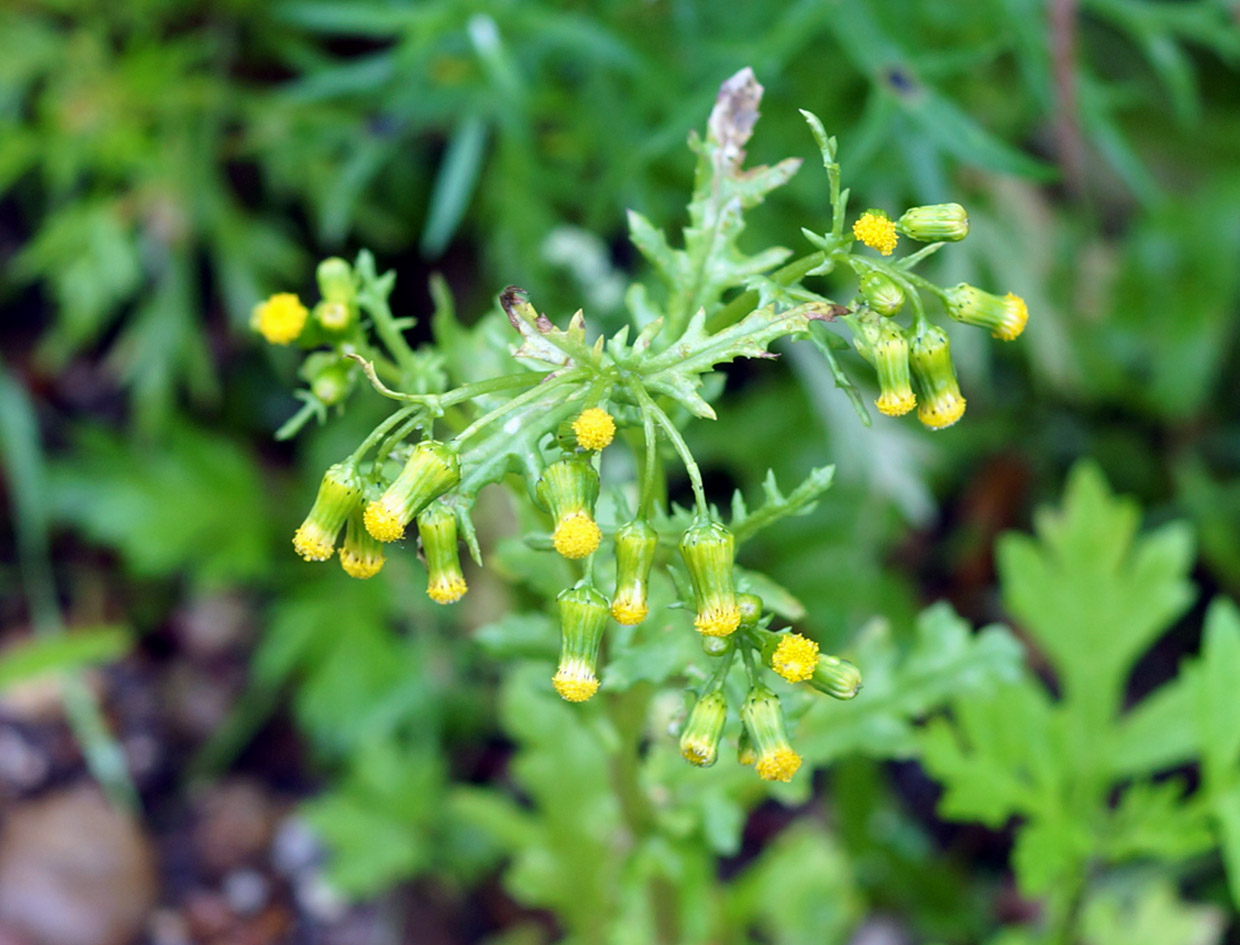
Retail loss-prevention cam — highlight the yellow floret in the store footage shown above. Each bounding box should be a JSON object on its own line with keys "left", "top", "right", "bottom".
{"left": 918, "top": 394, "right": 966, "bottom": 430}
{"left": 695, "top": 604, "right": 741, "bottom": 637}
{"left": 363, "top": 501, "right": 406, "bottom": 542}
{"left": 756, "top": 747, "right": 803, "bottom": 782}
{"left": 553, "top": 511, "right": 602, "bottom": 559}
{"left": 771, "top": 634, "right": 820, "bottom": 683}
{"left": 572, "top": 407, "right": 616, "bottom": 451}
{"left": 553, "top": 659, "right": 599, "bottom": 702}
{"left": 876, "top": 390, "right": 916, "bottom": 417}
{"left": 852, "top": 212, "right": 899, "bottom": 256}
{"left": 339, "top": 547, "right": 385, "bottom": 579}
{"left": 680, "top": 736, "right": 717, "bottom": 767}
{"left": 610, "top": 597, "right": 649, "bottom": 627}
{"left": 292, "top": 524, "right": 334, "bottom": 562}
{"left": 252, "top": 293, "right": 308, "bottom": 345}
{"left": 995, "top": 293, "right": 1029, "bottom": 341}
{"left": 427, "top": 574, "right": 468, "bottom": 604}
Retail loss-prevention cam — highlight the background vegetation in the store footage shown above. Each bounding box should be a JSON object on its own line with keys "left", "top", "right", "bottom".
{"left": 1, "top": 1, "right": 1239, "bottom": 943}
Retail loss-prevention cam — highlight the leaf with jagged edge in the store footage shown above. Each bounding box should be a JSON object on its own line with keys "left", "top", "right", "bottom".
{"left": 629, "top": 68, "right": 802, "bottom": 333}
{"left": 499, "top": 286, "right": 595, "bottom": 370}
{"left": 640, "top": 303, "right": 831, "bottom": 418}
{"left": 728, "top": 465, "right": 836, "bottom": 544}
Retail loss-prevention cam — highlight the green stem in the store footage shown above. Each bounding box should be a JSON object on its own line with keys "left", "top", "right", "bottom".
{"left": 359, "top": 284, "right": 419, "bottom": 378}
{"left": 439, "top": 371, "right": 547, "bottom": 409}
{"left": 347, "top": 403, "right": 424, "bottom": 466}
{"left": 452, "top": 369, "right": 586, "bottom": 445}
{"left": 709, "top": 249, "right": 829, "bottom": 331}
{"left": 627, "top": 380, "right": 708, "bottom": 516}
{"left": 636, "top": 386, "right": 659, "bottom": 518}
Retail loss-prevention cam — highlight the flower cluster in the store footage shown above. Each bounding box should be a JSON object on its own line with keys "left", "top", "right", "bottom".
{"left": 849, "top": 202, "right": 1027, "bottom": 430}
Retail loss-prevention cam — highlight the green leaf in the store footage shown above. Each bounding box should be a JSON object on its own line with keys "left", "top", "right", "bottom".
{"left": 1079, "top": 876, "right": 1224, "bottom": 945}
{"left": 0, "top": 627, "right": 131, "bottom": 691}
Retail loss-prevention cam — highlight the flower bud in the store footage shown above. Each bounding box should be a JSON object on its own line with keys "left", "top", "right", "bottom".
{"left": 302, "top": 354, "right": 352, "bottom": 406}
{"left": 338, "top": 505, "right": 386, "bottom": 579}
{"left": 611, "top": 519, "right": 658, "bottom": 625}
{"left": 872, "top": 319, "right": 916, "bottom": 417}
{"left": 896, "top": 203, "right": 969, "bottom": 242}
{"left": 364, "top": 441, "right": 461, "bottom": 542}
{"left": 679, "top": 521, "right": 741, "bottom": 637}
{"left": 807, "top": 654, "right": 862, "bottom": 700}
{"left": 293, "top": 463, "right": 362, "bottom": 561}
{"left": 763, "top": 632, "right": 821, "bottom": 684}
{"left": 417, "top": 499, "right": 467, "bottom": 604}
{"left": 680, "top": 690, "right": 728, "bottom": 767}
{"left": 701, "top": 635, "right": 731, "bottom": 657}
{"left": 536, "top": 458, "right": 602, "bottom": 560}
{"left": 852, "top": 210, "right": 899, "bottom": 256}
{"left": 943, "top": 284, "right": 1028, "bottom": 341}
{"left": 858, "top": 269, "right": 904, "bottom": 316}
{"left": 739, "top": 685, "right": 802, "bottom": 782}
{"left": 316, "top": 257, "right": 356, "bottom": 304}
{"left": 314, "top": 299, "right": 355, "bottom": 335}
{"left": 737, "top": 593, "right": 764, "bottom": 629}
{"left": 908, "top": 323, "right": 966, "bottom": 430}
{"left": 572, "top": 407, "right": 616, "bottom": 452}
{"left": 252, "top": 293, "right": 308, "bottom": 345}
{"left": 553, "top": 585, "right": 611, "bottom": 702}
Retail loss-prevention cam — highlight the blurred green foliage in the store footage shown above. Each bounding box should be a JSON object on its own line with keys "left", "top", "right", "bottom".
{"left": 2, "top": 0, "right": 1240, "bottom": 943}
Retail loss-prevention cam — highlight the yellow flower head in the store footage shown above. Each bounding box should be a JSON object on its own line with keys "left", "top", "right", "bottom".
{"left": 740, "top": 685, "right": 802, "bottom": 783}
{"left": 908, "top": 323, "right": 966, "bottom": 431}
{"left": 553, "top": 585, "right": 610, "bottom": 703}
{"left": 292, "top": 463, "right": 362, "bottom": 562}
{"left": 680, "top": 521, "right": 741, "bottom": 637}
{"left": 338, "top": 506, "right": 386, "bottom": 579}
{"left": 679, "top": 690, "right": 727, "bottom": 768}
{"left": 943, "top": 284, "right": 1028, "bottom": 341}
{"left": 572, "top": 407, "right": 616, "bottom": 451}
{"left": 871, "top": 319, "right": 916, "bottom": 418}
{"left": 553, "top": 659, "right": 600, "bottom": 702}
{"left": 853, "top": 211, "right": 899, "bottom": 256}
{"left": 770, "top": 633, "right": 821, "bottom": 683}
{"left": 553, "top": 510, "right": 603, "bottom": 560}
{"left": 418, "top": 500, "right": 468, "bottom": 604}
{"left": 252, "top": 293, "right": 308, "bottom": 345}
{"left": 611, "top": 519, "right": 658, "bottom": 626}
{"left": 364, "top": 440, "right": 461, "bottom": 543}
{"left": 755, "top": 747, "right": 803, "bottom": 782}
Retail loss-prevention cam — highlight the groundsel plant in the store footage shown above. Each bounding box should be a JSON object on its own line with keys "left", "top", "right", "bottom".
{"left": 255, "top": 69, "right": 1027, "bottom": 783}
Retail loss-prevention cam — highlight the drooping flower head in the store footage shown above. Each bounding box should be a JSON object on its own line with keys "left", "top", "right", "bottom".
{"left": 417, "top": 499, "right": 467, "bottom": 604}
{"left": 852, "top": 210, "right": 899, "bottom": 256}
{"left": 897, "top": 203, "right": 969, "bottom": 242}
{"left": 871, "top": 319, "right": 916, "bottom": 417}
{"left": 572, "top": 407, "right": 616, "bottom": 452}
{"left": 943, "top": 284, "right": 1028, "bottom": 341}
{"left": 679, "top": 690, "right": 728, "bottom": 767}
{"left": 908, "top": 322, "right": 966, "bottom": 430}
{"left": 679, "top": 520, "right": 741, "bottom": 637}
{"left": 364, "top": 440, "right": 461, "bottom": 542}
{"left": 293, "top": 463, "right": 362, "bottom": 562}
{"left": 553, "top": 584, "right": 611, "bottom": 702}
{"left": 611, "top": 519, "right": 658, "bottom": 625}
{"left": 536, "top": 457, "right": 602, "bottom": 560}
{"left": 338, "top": 505, "right": 386, "bottom": 579}
{"left": 806, "top": 654, "right": 863, "bottom": 700}
{"left": 739, "top": 685, "right": 802, "bottom": 782}
{"left": 252, "top": 293, "right": 308, "bottom": 345}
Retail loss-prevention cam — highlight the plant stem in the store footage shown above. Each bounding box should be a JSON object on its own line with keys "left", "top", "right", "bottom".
{"left": 709, "top": 249, "right": 829, "bottom": 331}
{"left": 452, "top": 370, "right": 586, "bottom": 445}
{"left": 627, "top": 380, "right": 708, "bottom": 516}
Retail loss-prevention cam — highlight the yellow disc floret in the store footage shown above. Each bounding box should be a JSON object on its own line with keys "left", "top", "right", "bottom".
{"left": 876, "top": 389, "right": 917, "bottom": 417}
{"left": 755, "top": 747, "right": 803, "bottom": 782}
{"left": 996, "top": 292, "right": 1029, "bottom": 341}
{"left": 572, "top": 407, "right": 616, "bottom": 451}
{"left": 340, "top": 547, "right": 385, "bottom": 579}
{"left": 918, "top": 393, "right": 966, "bottom": 430}
{"left": 771, "top": 633, "right": 821, "bottom": 683}
{"left": 293, "top": 524, "right": 335, "bottom": 562}
{"left": 427, "top": 573, "right": 468, "bottom": 604}
{"left": 252, "top": 292, "right": 308, "bottom": 345}
{"left": 553, "top": 511, "right": 602, "bottom": 559}
{"left": 364, "top": 500, "right": 406, "bottom": 542}
{"left": 852, "top": 211, "right": 899, "bottom": 256}
{"left": 695, "top": 604, "right": 741, "bottom": 637}
{"left": 611, "top": 597, "right": 649, "bottom": 627}
{"left": 553, "top": 659, "right": 600, "bottom": 702}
